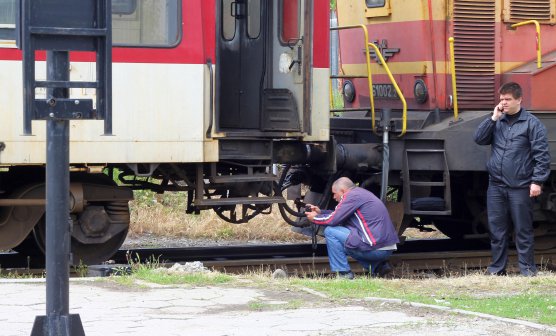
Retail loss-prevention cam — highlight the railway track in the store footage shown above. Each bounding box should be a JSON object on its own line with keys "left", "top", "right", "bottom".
{"left": 2, "top": 239, "right": 555, "bottom": 277}
{"left": 187, "top": 248, "right": 556, "bottom": 276}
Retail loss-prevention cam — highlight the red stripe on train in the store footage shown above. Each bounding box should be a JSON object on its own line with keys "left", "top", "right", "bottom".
{"left": 313, "top": 0, "right": 330, "bottom": 68}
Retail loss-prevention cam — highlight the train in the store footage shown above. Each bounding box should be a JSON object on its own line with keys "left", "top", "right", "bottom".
{"left": 0, "top": 0, "right": 554, "bottom": 265}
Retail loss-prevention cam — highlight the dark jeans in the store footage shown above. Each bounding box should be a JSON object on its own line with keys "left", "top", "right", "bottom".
{"left": 487, "top": 184, "right": 536, "bottom": 275}
{"left": 324, "top": 226, "right": 393, "bottom": 274}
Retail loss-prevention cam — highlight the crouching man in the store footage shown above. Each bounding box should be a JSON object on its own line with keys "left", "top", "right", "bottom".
{"left": 305, "top": 177, "right": 399, "bottom": 279}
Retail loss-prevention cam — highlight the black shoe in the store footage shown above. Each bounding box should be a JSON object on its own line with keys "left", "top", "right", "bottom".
{"left": 487, "top": 269, "right": 507, "bottom": 276}
{"left": 370, "top": 261, "right": 393, "bottom": 278}
{"left": 337, "top": 271, "right": 354, "bottom": 280}
{"left": 378, "top": 261, "right": 393, "bottom": 277}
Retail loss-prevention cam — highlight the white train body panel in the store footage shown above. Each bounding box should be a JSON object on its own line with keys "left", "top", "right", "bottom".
{"left": 0, "top": 60, "right": 218, "bottom": 164}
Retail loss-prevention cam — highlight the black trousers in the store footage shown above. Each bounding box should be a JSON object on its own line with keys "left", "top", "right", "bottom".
{"left": 486, "top": 184, "right": 536, "bottom": 275}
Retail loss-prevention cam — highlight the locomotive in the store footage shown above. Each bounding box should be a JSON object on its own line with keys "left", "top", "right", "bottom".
{"left": 0, "top": 0, "right": 554, "bottom": 265}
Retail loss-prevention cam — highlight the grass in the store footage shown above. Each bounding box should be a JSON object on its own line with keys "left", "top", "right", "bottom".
{"left": 0, "top": 270, "right": 45, "bottom": 279}
{"left": 132, "top": 267, "right": 233, "bottom": 286}
{"left": 248, "top": 298, "right": 304, "bottom": 311}
{"left": 291, "top": 273, "right": 556, "bottom": 325}
{"left": 112, "top": 252, "right": 234, "bottom": 287}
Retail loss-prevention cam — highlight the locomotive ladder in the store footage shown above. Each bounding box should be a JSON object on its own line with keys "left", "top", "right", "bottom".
{"left": 402, "top": 149, "right": 452, "bottom": 216}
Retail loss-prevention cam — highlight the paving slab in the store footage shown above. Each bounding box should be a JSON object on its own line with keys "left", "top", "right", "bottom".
{"left": 0, "top": 278, "right": 555, "bottom": 336}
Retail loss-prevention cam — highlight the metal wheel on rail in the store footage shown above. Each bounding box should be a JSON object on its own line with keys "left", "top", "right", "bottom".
{"left": 32, "top": 209, "right": 129, "bottom": 265}
{"left": 32, "top": 173, "right": 132, "bottom": 265}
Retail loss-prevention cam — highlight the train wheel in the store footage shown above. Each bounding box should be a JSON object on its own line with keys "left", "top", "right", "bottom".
{"left": 11, "top": 232, "right": 44, "bottom": 257}
{"left": 32, "top": 173, "right": 131, "bottom": 265}
{"left": 33, "top": 208, "right": 129, "bottom": 265}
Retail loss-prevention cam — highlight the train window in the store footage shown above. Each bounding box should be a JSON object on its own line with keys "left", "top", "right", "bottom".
{"left": 113, "top": 0, "right": 137, "bottom": 16}
{"left": 0, "top": 0, "right": 16, "bottom": 43}
{"left": 222, "top": 0, "right": 236, "bottom": 41}
{"left": 112, "top": 0, "right": 180, "bottom": 47}
{"left": 247, "top": 0, "right": 261, "bottom": 39}
{"left": 0, "top": 0, "right": 181, "bottom": 47}
{"left": 279, "top": 0, "right": 299, "bottom": 45}
{"left": 366, "top": 0, "right": 386, "bottom": 8}
{"left": 365, "top": 0, "right": 391, "bottom": 18}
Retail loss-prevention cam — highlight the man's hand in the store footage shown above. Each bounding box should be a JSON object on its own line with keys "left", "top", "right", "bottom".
{"left": 492, "top": 103, "right": 504, "bottom": 121}
{"left": 530, "top": 183, "right": 542, "bottom": 197}
{"left": 304, "top": 204, "right": 320, "bottom": 222}
{"left": 306, "top": 211, "right": 317, "bottom": 222}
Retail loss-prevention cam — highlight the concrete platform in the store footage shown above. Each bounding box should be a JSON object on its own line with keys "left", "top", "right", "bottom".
{"left": 0, "top": 278, "right": 555, "bottom": 336}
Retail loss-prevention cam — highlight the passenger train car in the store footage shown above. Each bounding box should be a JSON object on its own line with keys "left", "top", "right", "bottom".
{"left": 0, "top": 0, "right": 330, "bottom": 264}
{"left": 0, "top": 0, "right": 554, "bottom": 264}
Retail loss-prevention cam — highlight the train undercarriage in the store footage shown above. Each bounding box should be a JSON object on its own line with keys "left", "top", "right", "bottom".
{"left": 2, "top": 109, "right": 555, "bottom": 265}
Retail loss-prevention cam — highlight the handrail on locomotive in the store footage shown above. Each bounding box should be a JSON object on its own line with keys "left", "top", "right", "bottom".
{"left": 330, "top": 24, "right": 408, "bottom": 136}
{"left": 448, "top": 37, "right": 459, "bottom": 121}
{"left": 510, "top": 20, "right": 542, "bottom": 69}
{"left": 366, "top": 41, "right": 407, "bottom": 136}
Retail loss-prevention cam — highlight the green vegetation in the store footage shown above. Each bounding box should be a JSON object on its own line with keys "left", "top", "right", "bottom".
{"left": 131, "top": 266, "right": 233, "bottom": 286}
{"left": 291, "top": 274, "right": 556, "bottom": 325}
{"left": 248, "top": 298, "right": 304, "bottom": 311}
{"left": 0, "top": 270, "right": 45, "bottom": 279}
{"left": 449, "top": 294, "right": 556, "bottom": 325}
{"left": 110, "top": 253, "right": 234, "bottom": 287}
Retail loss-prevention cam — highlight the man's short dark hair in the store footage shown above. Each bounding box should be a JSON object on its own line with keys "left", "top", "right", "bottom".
{"left": 499, "top": 82, "right": 522, "bottom": 99}
{"left": 332, "top": 177, "right": 356, "bottom": 192}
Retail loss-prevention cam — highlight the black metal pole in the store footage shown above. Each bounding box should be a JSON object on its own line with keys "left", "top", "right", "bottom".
{"left": 46, "top": 50, "right": 71, "bottom": 335}
{"left": 31, "top": 50, "right": 85, "bottom": 336}
{"left": 380, "top": 109, "right": 391, "bottom": 202}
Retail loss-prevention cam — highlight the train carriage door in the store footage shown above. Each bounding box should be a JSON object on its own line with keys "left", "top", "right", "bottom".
{"left": 216, "top": 0, "right": 305, "bottom": 133}
{"left": 269, "top": 0, "right": 305, "bottom": 132}
{"left": 217, "top": 0, "right": 267, "bottom": 130}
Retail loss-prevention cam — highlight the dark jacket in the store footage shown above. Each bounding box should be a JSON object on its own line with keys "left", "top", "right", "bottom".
{"left": 312, "top": 187, "right": 399, "bottom": 251}
{"left": 474, "top": 108, "right": 551, "bottom": 188}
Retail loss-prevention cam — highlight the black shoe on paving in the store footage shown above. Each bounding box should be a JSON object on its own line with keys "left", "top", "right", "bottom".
{"left": 337, "top": 271, "right": 354, "bottom": 280}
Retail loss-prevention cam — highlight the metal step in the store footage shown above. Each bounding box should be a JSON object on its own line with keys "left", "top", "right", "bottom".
{"left": 409, "top": 181, "right": 446, "bottom": 187}
{"left": 209, "top": 174, "right": 277, "bottom": 184}
{"left": 194, "top": 196, "right": 285, "bottom": 207}
{"left": 403, "top": 147, "right": 452, "bottom": 216}
{"left": 405, "top": 149, "right": 446, "bottom": 153}
{"left": 408, "top": 210, "right": 452, "bottom": 216}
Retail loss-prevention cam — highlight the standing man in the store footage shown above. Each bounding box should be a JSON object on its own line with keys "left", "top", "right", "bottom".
{"left": 305, "top": 177, "right": 399, "bottom": 279}
{"left": 474, "top": 82, "right": 551, "bottom": 276}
